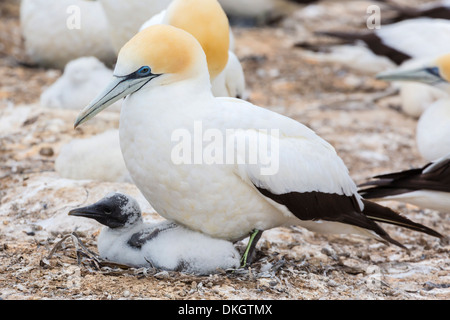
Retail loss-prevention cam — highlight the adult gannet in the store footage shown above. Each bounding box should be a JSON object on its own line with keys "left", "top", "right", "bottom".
{"left": 383, "top": 57, "right": 446, "bottom": 119}
{"left": 376, "top": 53, "right": 450, "bottom": 162}
{"left": 53, "top": 0, "right": 244, "bottom": 183}
{"left": 138, "top": 0, "right": 246, "bottom": 99}
{"left": 396, "top": 80, "right": 447, "bottom": 119}
{"left": 218, "top": 0, "right": 295, "bottom": 25}
{"left": 297, "top": 18, "right": 450, "bottom": 75}
{"left": 69, "top": 193, "right": 240, "bottom": 274}
{"left": 20, "top": 0, "right": 116, "bottom": 69}
{"left": 73, "top": 25, "right": 442, "bottom": 266}
{"left": 359, "top": 153, "right": 450, "bottom": 213}
{"left": 315, "top": 18, "right": 450, "bottom": 66}
{"left": 383, "top": 0, "right": 450, "bottom": 24}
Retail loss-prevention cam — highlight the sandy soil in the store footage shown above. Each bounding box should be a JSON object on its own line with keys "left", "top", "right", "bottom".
{"left": 0, "top": 0, "right": 448, "bottom": 301}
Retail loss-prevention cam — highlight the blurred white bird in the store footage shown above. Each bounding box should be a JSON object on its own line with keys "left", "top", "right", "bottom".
{"left": 69, "top": 193, "right": 240, "bottom": 274}
{"left": 47, "top": 0, "right": 245, "bottom": 114}
{"left": 299, "top": 18, "right": 450, "bottom": 75}
{"left": 40, "top": 57, "right": 122, "bottom": 111}
{"left": 381, "top": 0, "right": 450, "bottom": 24}
{"left": 377, "top": 53, "right": 450, "bottom": 162}
{"left": 74, "top": 25, "right": 442, "bottom": 266}
{"left": 381, "top": 57, "right": 447, "bottom": 119}
{"left": 99, "top": 0, "right": 172, "bottom": 53}
{"left": 360, "top": 153, "right": 450, "bottom": 213}
{"left": 55, "top": 130, "right": 130, "bottom": 183}
{"left": 20, "top": 0, "right": 116, "bottom": 69}
{"left": 54, "top": 0, "right": 245, "bottom": 184}
{"left": 396, "top": 81, "right": 447, "bottom": 119}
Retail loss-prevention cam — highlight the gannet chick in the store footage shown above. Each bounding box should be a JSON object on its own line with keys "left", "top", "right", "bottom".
{"left": 377, "top": 53, "right": 450, "bottom": 161}
{"left": 55, "top": 130, "right": 130, "bottom": 183}
{"left": 359, "top": 153, "right": 450, "bottom": 213}
{"left": 74, "top": 25, "right": 442, "bottom": 266}
{"left": 20, "top": 0, "right": 116, "bottom": 69}
{"left": 139, "top": 0, "right": 246, "bottom": 99}
{"left": 68, "top": 193, "right": 240, "bottom": 274}
{"left": 40, "top": 57, "right": 122, "bottom": 111}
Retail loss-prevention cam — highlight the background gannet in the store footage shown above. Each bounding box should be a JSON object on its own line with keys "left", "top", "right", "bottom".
{"left": 219, "top": 0, "right": 286, "bottom": 24}
{"left": 20, "top": 0, "right": 116, "bottom": 69}
{"left": 69, "top": 193, "right": 240, "bottom": 274}
{"left": 99, "top": 0, "right": 285, "bottom": 53}
{"left": 74, "top": 25, "right": 443, "bottom": 266}
{"left": 379, "top": 56, "right": 448, "bottom": 119}
{"left": 99, "top": 0, "right": 172, "bottom": 53}
{"left": 40, "top": 56, "right": 122, "bottom": 112}
{"left": 139, "top": 0, "right": 246, "bottom": 99}
{"left": 297, "top": 17, "right": 450, "bottom": 75}
{"left": 382, "top": 0, "right": 450, "bottom": 24}
{"left": 55, "top": 130, "right": 131, "bottom": 183}
{"left": 359, "top": 153, "right": 450, "bottom": 213}
{"left": 376, "top": 53, "right": 450, "bottom": 162}
{"left": 316, "top": 18, "right": 450, "bottom": 66}
{"left": 396, "top": 81, "right": 447, "bottom": 119}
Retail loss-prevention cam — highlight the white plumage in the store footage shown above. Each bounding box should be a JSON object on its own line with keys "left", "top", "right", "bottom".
{"left": 69, "top": 193, "right": 240, "bottom": 274}
{"left": 138, "top": 0, "right": 246, "bottom": 99}
{"left": 48, "top": 58, "right": 123, "bottom": 183}
{"left": 376, "top": 18, "right": 450, "bottom": 60}
{"left": 300, "top": 45, "right": 396, "bottom": 75}
{"left": 74, "top": 25, "right": 442, "bottom": 261}
{"left": 376, "top": 53, "right": 450, "bottom": 162}
{"left": 210, "top": 51, "right": 247, "bottom": 99}
{"left": 40, "top": 57, "right": 122, "bottom": 112}
{"left": 120, "top": 92, "right": 361, "bottom": 239}
{"left": 382, "top": 190, "right": 450, "bottom": 213}
{"left": 53, "top": 0, "right": 245, "bottom": 184}
{"left": 388, "top": 57, "right": 449, "bottom": 119}
{"left": 218, "top": 0, "right": 280, "bottom": 19}
{"left": 416, "top": 99, "right": 450, "bottom": 161}
{"left": 20, "top": 0, "right": 116, "bottom": 69}
{"left": 303, "top": 18, "right": 450, "bottom": 75}
{"left": 397, "top": 81, "right": 447, "bottom": 119}
{"left": 55, "top": 130, "right": 130, "bottom": 183}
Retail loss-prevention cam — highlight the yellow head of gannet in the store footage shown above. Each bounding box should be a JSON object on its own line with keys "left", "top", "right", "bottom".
{"left": 74, "top": 25, "right": 208, "bottom": 127}
{"left": 376, "top": 53, "right": 450, "bottom": 92}
{"left": 165, "top": 0, "right": 230, "bottom": 80}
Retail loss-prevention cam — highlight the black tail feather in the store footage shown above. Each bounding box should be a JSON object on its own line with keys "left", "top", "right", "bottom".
{"left": 363, "top": 200, "right": 444, "bottom": 239}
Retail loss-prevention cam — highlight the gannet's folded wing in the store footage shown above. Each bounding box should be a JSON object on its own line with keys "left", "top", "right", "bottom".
{"left": 220, "top": 105, "right": 442, "bottom": 242}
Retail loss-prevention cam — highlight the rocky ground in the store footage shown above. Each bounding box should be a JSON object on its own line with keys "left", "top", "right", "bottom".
{"left": 0, "top": 0, "right": 448, "bottom": 301}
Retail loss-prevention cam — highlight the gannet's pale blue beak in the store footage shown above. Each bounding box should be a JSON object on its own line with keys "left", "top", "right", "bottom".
{"left": 74, "top": 70, "right": 159, "bottom": 128}
{"left": 376, "top": 66, "right": 445, "bottom": 86}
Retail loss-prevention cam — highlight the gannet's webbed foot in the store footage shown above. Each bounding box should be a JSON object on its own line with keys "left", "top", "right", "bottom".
{"left": 240, "top": 229, "right": 263, "bottom": 268}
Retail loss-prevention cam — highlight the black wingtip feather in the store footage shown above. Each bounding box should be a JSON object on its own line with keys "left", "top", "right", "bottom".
{"left": 362, "top": 200, "right": 444, "bottom": 239}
